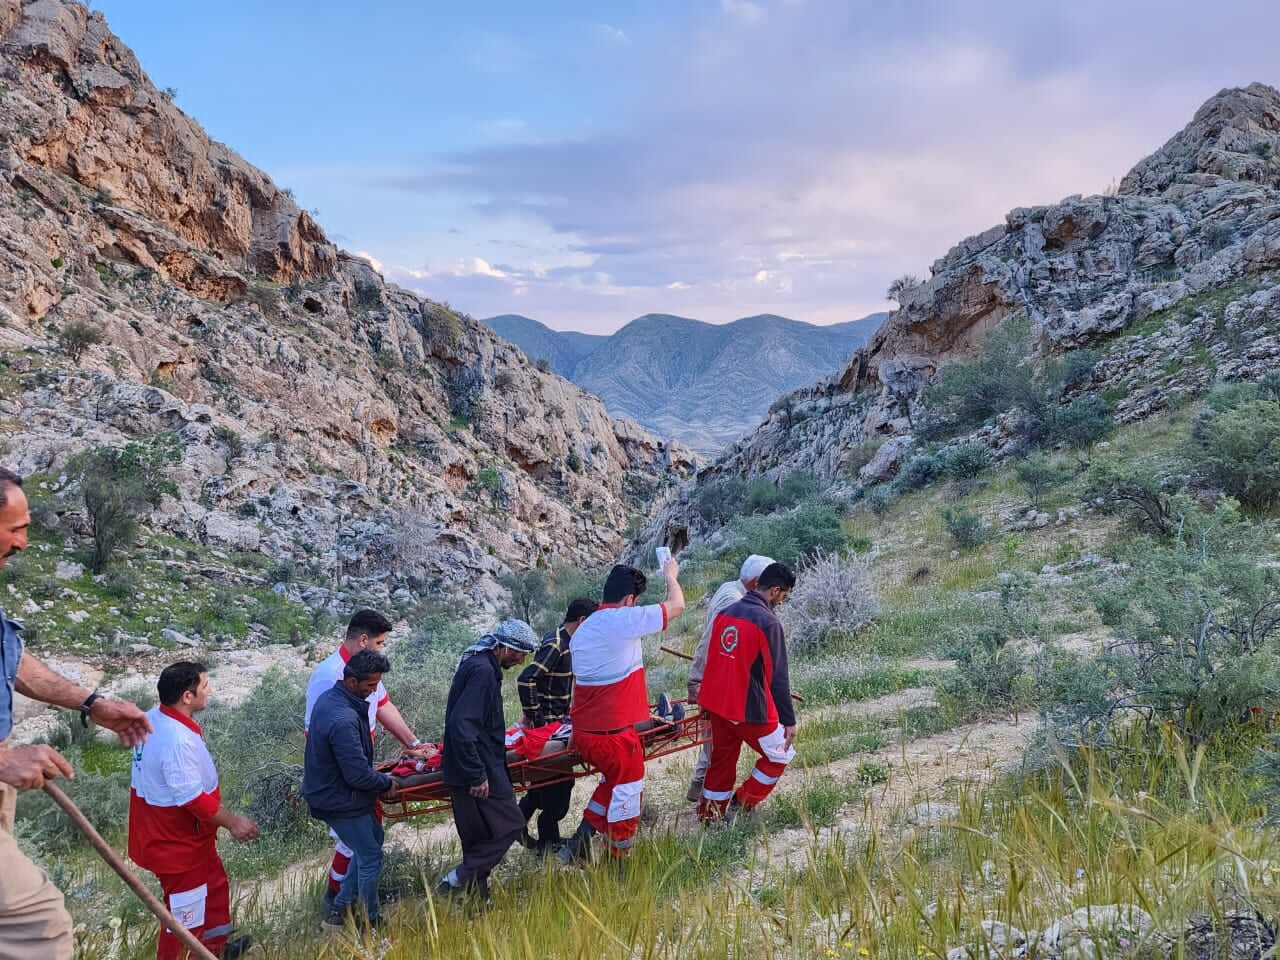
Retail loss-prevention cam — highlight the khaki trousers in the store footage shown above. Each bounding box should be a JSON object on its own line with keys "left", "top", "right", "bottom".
{"left": 0, "top": 773, "right": 75, "bottom": 960}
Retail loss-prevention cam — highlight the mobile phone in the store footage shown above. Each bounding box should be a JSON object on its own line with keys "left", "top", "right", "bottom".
{"left": 655, "top": 546, "right": 672, "bottom": 569}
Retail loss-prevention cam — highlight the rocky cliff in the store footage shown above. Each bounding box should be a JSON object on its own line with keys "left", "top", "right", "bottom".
{"left": 635, "top": 83, "right": 1280, "bottom": 554}
{"left": 0, "top": 0, "right": 693, "bottom": 611}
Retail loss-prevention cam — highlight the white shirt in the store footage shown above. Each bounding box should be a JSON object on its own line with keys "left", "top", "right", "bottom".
{"left": 130, "top": 706, "right": 218, "bottom": 808}
{"left": 304, "top": 647, "right": 389, "bottom": 734}
{"left": 690, "top": 579, "right": 748, "bottom": 683}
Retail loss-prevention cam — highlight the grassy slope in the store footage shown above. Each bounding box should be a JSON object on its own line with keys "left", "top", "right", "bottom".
{"left": 24, "top": 405, "right": 1280, "bottom": 959}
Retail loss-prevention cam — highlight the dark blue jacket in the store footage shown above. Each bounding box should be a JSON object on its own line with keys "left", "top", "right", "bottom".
{"left": 302, "top": 682, "right": 393, "bottom": 821}
{"left": 442, "top": 650, "right": 513, "bottom": 795}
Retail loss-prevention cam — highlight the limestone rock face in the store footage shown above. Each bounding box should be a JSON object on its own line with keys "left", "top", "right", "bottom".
{"left": 0, "top": 0, "right": 693, "bottom": 608}
{"left": 634, "top": 84, "right": 1280, "bottom": 555}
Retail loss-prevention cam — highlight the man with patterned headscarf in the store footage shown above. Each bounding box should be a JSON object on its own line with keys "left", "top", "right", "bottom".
{"left": 435, "top": 619, "right": 537, "bottom": 902}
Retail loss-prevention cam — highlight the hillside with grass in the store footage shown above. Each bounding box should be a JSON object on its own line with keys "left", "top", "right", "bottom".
{"left": 17, "top": 379, "right": 1280, "bottom": 959}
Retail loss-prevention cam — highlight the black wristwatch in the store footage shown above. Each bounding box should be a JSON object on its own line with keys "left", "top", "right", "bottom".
{"left": 80, "top": 691, "right": 103, "bottom": 727}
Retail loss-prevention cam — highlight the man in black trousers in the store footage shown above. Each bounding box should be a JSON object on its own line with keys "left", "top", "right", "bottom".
{"left": 436, "top": 619, "right": 538, "bottom": 902}
{"left": 516, "top": 597, "right": 598, "bottom": 855}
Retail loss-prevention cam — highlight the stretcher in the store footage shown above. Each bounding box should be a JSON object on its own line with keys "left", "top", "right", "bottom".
{"left": 378, "top": 700, "right": 707, "bottom": 821}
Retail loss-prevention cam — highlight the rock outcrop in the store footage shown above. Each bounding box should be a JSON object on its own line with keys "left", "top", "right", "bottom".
{"left": 0, "top": 0, "right": 693, "bottom": 609}
{"left": 635, "top": 83, "right": 1280, "bottom": 554}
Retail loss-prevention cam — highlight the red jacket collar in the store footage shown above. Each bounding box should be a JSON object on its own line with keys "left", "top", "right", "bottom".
{"left": 159, "top": 704, "right": 203, "bottom": 736}
{"left": 338, "top": 646, "right": 352, "bottom": 663}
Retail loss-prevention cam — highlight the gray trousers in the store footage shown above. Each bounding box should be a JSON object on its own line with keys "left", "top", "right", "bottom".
{"left": 447, "top": 787, "right": 525, "bottom": 890}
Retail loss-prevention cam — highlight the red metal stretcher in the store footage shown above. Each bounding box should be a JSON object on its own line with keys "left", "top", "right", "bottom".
{"left": 378, "top": 700, "right": 707, "bottom": 821}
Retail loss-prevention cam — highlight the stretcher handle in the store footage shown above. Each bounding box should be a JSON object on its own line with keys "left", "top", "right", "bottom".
{"left": 659, "top": 646, "right": 805, "bottom": 702}
{"left": 43, "top": 780, "right": 219, "bottom": 960}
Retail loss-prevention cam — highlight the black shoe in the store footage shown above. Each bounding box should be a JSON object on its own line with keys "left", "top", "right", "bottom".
{"left": 670, "top": 701, "right": 686, "bottom": 722}
{"left": 321, "top": 905, "right": 350, "bottom": 930}
{"left": 556, "top": 820, "right": 597, "bottom": 865}
{"left": 434, "top": 877, "right": 461, "bottom": 899}
{"left": 220, "top": 933, "right": 257, "bottom": 959}
{"left": 377, "top": 884, "right": 402, "bottom": 906}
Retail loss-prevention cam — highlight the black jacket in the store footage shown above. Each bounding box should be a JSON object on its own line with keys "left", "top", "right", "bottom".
{"left": 442, "top": 650, "right": 513, "bottom": 795}
{"left": 302, "top": 682, "right": 393, "bottom": 821}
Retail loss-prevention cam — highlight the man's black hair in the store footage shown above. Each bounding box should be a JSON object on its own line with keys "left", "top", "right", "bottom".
{"left": 346, "top": 608, "right": 393, "bottom": 640}
{"left": 158, "top": 661, "right": 207, "bottom": 706}
{"left": 345, "top": 649, "right": 391, "bottom": 681}
{"left": 564, "top": 597, "right": 599, "bottom": 624}
{"left": 0, "top": 466, "right": 23, "bottom": 509}
{"left": 757, "top": 562, "right": 796, "bottom": 591}
{"left": 602, "top": 564, "right": 647, "bottom": 604}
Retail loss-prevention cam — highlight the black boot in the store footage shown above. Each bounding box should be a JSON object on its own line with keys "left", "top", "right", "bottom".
{"left": 556, "top": 820, "right": 597, "bottom": 865}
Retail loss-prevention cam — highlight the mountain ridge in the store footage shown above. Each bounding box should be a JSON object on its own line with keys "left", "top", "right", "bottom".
{"left": 631, "top": 82, "right": 1280, "bottom": 556}
{"left": 482, "top": 311, "right": 886, "bottom": 451}
{"left": 0, "top": 0, "right": 693, "bottom": 610}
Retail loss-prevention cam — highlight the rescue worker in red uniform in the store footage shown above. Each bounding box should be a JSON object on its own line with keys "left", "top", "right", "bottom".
{"left": 697, "top": 562, "right": 798, "bottom": 823}
{"left": 558, "top": 560, "right": 684, "bottom": 862}
{"left": 128, "top": 662, "right": 260, "bottom": 960}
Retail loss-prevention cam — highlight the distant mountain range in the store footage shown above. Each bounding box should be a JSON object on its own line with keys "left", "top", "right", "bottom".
{"left": 483, "top": 312, "right": 886, "bottom": 451}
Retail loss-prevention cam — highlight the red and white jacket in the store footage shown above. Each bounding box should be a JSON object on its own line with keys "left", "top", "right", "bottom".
{"left": 304, "top": 646, "right": 390, "bottom": 734}
{"left": 569, "top": 604, "right": 666, "bottom": 732}
{"left": 128, "top": 705, "right": 220, "bottom": 875}
{"left": 698, "top": 590, "right": 795, "bottom": 727}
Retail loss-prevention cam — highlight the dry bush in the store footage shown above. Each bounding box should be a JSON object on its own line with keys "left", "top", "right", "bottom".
{"left": 782, "top": 550, "right": 880, "bottom": 650}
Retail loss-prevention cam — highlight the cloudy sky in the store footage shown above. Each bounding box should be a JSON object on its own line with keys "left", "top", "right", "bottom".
{"left": 97, "top": 1, "right": 1280, "bottom": 333}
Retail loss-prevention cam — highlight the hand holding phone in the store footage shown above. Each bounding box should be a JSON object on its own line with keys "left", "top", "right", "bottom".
{"left": 655, "top": 546, "right": 672, "bottom": 571}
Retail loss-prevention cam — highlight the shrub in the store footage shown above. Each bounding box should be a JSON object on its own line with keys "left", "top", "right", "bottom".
{"left": 69, "top": 436, "right": 181, "bottom": 572}
{"left": 940, "top": 505, "right": 989, "bottom": 549}
{"left": 533, "top": 357, "right": 551, "bottom": 374}
{"left": 920, "top": 315, "right": 1041, "bottom": 439}
{"left": 885, "top": 274, "right": 921, "bottom": 303}
{"left": 1052, "top": 349, "right": 1099, "bottom": 393}
{"left": 566, "top": 451, "right": 583, "bottom": 473}
{"left": 866, "top": 485, "right": 895, "bottom": 516}
{"left": 1259, "top": 370, "right": 1280, "bottom": 402}
{"left": 1086, "top": 497, "right": 1279, "bottom": 742}
{"left": 213, "top": 425, "right": 244, "bottom": 460}
{"left": 1015, "top": 453, "right": 1073, "bottom": 508}
{"left": 937, "top": 627, "right": 1032, "bottom": 718}
{"left": 895, "top": 453, "right": 942, "bottom": 492}
{"left": 938, "top": 442, "right": 994, "bottom": 483}
{"left": 725, "top": 501, "right": 848, "bottom": 569}
{"left": 56, "top": 320, "right": 104, "bottom": 364}
{"left": 1188, "top": 395, "right": 1280, "bottom": 508}
{"left": 781, "top": 550, "right": 880, "bottom": 649}
{"left": 1045, "top": 394, "right": 1114, "bottom": 449}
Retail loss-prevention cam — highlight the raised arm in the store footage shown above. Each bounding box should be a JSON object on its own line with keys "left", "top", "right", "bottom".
{"left": 660, "top": 556, "right": 685, "bottom": 623}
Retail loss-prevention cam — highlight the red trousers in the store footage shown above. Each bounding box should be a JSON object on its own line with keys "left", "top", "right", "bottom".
{"left": 573, "top": 727, "right": 645, "bottom": 856}
{"left": 697, "top": 712, "right": 794, "bottom": 822}
{"left": 154, "top": 857, "right": 231, "bottom": 960}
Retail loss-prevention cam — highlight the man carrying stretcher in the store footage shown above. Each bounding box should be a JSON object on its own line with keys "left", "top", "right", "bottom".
{"left": 558, "top": 559, "right": 684, "bottom": 863}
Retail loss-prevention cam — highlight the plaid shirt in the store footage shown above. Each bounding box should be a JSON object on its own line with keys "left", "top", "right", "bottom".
{"left": 517, "top": 626, "right": 573, "bottom": 726}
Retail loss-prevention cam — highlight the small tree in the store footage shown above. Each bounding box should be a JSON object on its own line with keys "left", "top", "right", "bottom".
{"left": 886, "top": 274, "right": 921, "bottom": 304}
{"left": 70, "top": 438, "right": 180, "bottom": 572}
{"left": 56, "top": 321, "right": 105, "bottom": 364}
{"left": 1045, "top": 394, "right": 1114, "bottom": 449}
{"left": 1015, "top": 453, "right": 1072, "bottom": 508}
{"left": 500, "top": 568, "right": 549, "bottom": 625}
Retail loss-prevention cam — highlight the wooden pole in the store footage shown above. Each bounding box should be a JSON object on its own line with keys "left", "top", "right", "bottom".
{"left": 43, "top": 780, "right": 219, "bottom": 960}
{"left": 659, "top": 645, "right": 806, "bottom": 702}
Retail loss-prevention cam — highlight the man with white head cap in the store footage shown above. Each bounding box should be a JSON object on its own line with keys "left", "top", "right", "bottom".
{"left": 436, "top": 619, "right": 538, "bottom": 901}
{"left": 685, "top": 553, "right": 774, "bottom": 802}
